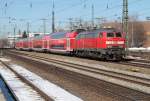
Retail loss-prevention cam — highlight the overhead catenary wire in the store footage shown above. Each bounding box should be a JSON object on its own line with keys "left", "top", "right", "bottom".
{"left": 79, "top": 0, "right": 142, "bottom": 21}
{"left": 1, "top": 0, "right": 150, "bottom": 33}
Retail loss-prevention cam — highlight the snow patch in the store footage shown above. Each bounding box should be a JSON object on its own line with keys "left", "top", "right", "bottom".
{"left": 129, "top": 47, "right": 150, "bottom": 52}
{"left": 0, "top": 65, "right": 45, "bottom": 101}
{"left": 10, "top": 64, "right": 83, "bottom": 101}
{"left": 0, "top": 58, "right": 11, "bottom": 62}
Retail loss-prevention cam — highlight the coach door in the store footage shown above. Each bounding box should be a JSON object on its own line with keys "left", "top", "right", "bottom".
{"left": 98, "top": 32, "right": 103, "bottom": 48}
{"left": 66, "top": 38, "right": 70, "bottom": 51}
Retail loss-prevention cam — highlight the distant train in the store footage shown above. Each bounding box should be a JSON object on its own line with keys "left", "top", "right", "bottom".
{"left": 15, "top": 28, "right": 126, "bottom": 60}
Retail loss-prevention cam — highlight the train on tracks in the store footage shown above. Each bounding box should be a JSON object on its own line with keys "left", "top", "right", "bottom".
{"left": 15, "top": 28, "right": 126, "bottom": 60}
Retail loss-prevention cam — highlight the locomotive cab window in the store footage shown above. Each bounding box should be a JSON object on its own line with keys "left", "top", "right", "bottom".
{"left": 116, "top": 32, "right": 122, "bottom": 37}
{"left": 107, "top": 33, "right": 114, "bottom": 37}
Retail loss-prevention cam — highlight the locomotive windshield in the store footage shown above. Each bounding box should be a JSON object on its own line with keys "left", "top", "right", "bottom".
{"left": 107, "top": 33, "right": 114, "bottom": 37}
{"left": 107, "top": 32, "right": 122, "bottom": 37}
{"left": 116, "top": 32, "right": 122, "bottom": 37}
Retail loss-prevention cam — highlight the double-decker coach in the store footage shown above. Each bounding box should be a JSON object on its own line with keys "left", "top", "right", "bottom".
{"left": 15, "top": 39, "right": 23, "bottom": 50}
{"left": 48, "top": 29, "right": 85, "bottom": 54}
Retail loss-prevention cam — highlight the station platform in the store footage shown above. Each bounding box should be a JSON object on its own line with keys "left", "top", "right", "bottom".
{"left": 0, "top": 89, "right": 6, "bottom": 101}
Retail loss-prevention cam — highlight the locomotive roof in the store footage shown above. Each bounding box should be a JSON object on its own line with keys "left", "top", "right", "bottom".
{"left": 95, "top": 28, "right": 120, "bottom": 32}
{"left": 79, "top": 28, "right": 121, "bottom": 34}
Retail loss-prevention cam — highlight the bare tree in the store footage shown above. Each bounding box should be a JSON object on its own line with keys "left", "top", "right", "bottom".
{"left": 128, "top": 15, "right": 146, "bottom": 47}
{"left": 22, "top": 30, "right": 28, "bottom": 38}
{"left": 0, "top": 38, "right": 9, "bottom": 48}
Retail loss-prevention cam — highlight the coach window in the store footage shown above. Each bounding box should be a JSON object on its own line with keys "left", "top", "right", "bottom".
{"left": 93, "top": 32, "right": 97, "bottom": 38}
{"left": 81, "top": 34, "right": 85, "bottom": 39}
{"left": 85, "top": 33, "right": 88, "bottom": 38}
{"left": 85, "top": 32, "right": 96, "bottom": 38}
{"left": 60, "top": 32, "right": 66, "bottom": 38}
{"left": 94, "top": 32, "right": 98, "bottom": 38}
{"left": 91, "top": 32, "right": 95, "bottom": 38}
{"left": 76, "top": 34, "right": 81, "bottom": 39}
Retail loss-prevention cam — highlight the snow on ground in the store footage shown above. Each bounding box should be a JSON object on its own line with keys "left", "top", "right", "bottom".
{"left": 0, "top": 58, "right": 11, "bottom": 62}
{"left": 0, "top": 58, "right": 84, "bottom": 101}
{"left": 129, "top": 47, "right": 150, "bottom": 52}
{"left": 5, "top": 57, "right": 150, "bottom": 94}
{"left": 0, "top": 65, "right": 45, "bottom": 101}
{"left": 126, "top": 56, "right": 142, "bottom": 59}
{"left": 9, "top": 64, "right": 84, "bottom": 101}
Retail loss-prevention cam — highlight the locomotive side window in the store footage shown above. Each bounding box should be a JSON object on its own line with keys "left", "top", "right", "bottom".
{"left": 85, "top": 32, "right": 98, "bottom": 38}
{"left": 85, "top": 33, "right": 93, "bottom": 38}
{"left": 116, "top": 32, "right": 122, "bottom": 37}
{"left": 107, "top": 33, "right": 114, "bottom": 37}
{"left": 76, "top": 32, "right": 99, "bottom": 39}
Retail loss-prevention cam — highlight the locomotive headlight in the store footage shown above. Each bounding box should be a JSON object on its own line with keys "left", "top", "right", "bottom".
{"left": 106, "top": 41, "right": 114, "bottom": 44}
{"left": 117, "top": 41, "right": 124, "bottom": 44}
{"left": 106, "top": 41, "right": 124, "bottom": 44}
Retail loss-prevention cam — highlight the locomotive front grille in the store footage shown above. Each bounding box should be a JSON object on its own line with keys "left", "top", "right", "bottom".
{"left": 106, "top": 47, "right": 125, "bottom": 55}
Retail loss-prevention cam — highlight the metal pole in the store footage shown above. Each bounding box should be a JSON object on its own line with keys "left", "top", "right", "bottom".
{"left": 122, "top": 0, "right": 128, "bottom": 55}
{"left": 79, "top": 18, "right": 82, "bottom": 28}
{"left": 14, "top": 25, "right": 16, "bottom": 48}
{"left": 91, "top": 4, "right": 94, "bottom": 27}
{"left": 43, "top": 19, "right": 46, "bottom": 35}
{"left": 68, "top": 18, "right": 73, "bottom": 30}
{"left": 27, "top": 22, "right": 30, "bottom": 35}
{"left": 40, "top": 19, "right": 47, "bottom": 35}
{"left": 52, "top": 0, "right": 55, "bottom": 33}
{"left": 131, "top": 21, "right": 134, "bottom": 47}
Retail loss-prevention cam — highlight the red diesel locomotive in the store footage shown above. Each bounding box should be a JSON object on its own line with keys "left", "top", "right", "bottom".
{"left": 74, "top": 29, "right": 125, "bottom": 60}
{"left": 15, "top": 28, "right": 126, "bottom": 60}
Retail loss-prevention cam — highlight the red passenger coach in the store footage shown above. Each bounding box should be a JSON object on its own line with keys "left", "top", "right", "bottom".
{"left": 43, "top": 35, "right": 50, "bottom": 50}
{"left": 32, "top": 35, "right": 44, "bottom": 51}
{"left": 49, "top": 29, "right": 85, "bottom": 54}
{"left": 22, "top": 38, "right": 29, "bottom": 50}
{"left": 32, "top": 35, "right": 51, "bottom": 51}
{"left": 49, "top": 32, "right": 68, "bottom": 53}
{"left": 28, "top": 37, "right": 33, "bottom": 50}
{"left": 15, "top": 39, "right": 23, "bottom": 50}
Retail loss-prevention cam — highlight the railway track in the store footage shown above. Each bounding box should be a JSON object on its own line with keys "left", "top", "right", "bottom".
{"left": 0, "top": 57, "right": 84, "bottom": 101}
{"left": 119, "top": 58, "right": 150, "bottom": 69}
{"left": 5, "top": 50, "right": 150, "bottom": 100}
{"left": 0, "top": 60, "right": 47, "bottom": 101}
{"left": 129, "top": 51, "right": 150, "bottom": 60}
{"left": 8, "top": 49, "right": 150, "bottom": 69}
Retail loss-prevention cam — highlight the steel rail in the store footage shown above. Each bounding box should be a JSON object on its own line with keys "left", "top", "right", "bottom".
{"left": 6, "top": 50, "right": 150, "bottom": 95}
{"left": 0, "top": 60, "right": 52, "bottom": 101}
{"left": 119, "top": 59, "right": 150, "bottom": 68}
